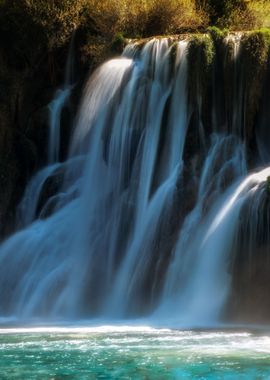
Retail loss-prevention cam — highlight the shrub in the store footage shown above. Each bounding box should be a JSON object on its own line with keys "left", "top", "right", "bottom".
{"left": 111, "top": 33, "right": 126, "bottom": 53}
{"left": 141, "top": 0, "right": 207, "bottom": 36}
{"left": 25, "top": 0, "right": 86, "bottom": 49}
{"left": 248, "top": 0, "right": 270, "bottom": 29}
{"left": 198, "top": 0, "right": 270, "bottom": 30}
{"left": 2, "top": 0, "right": 270, "bottom": 64}
{"left": 83, "top": 0, "right": 206, "bottom": 38}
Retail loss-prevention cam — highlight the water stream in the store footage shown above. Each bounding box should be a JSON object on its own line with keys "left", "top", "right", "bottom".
{"left": 0, "top": 36, "right": 269, "bottom": 329}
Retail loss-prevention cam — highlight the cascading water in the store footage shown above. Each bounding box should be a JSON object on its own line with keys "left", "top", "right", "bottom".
{"left": 16, "top": 163, "right": 61, "bottom": 228}
{"left": 156, "top": 134, "right": 247, "bottom": 325}
{"left": 48, "top": 89, "right": 71, "bottom": 163}
{"left": 1, "top": 35, "right": 270, "bottom": 326}
{"left": 48, "top": 34, "right": 75, "bottom": 164}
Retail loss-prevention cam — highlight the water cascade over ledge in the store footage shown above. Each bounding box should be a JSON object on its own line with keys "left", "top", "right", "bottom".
{"left": 1, "top": 34, "right": 270, "bottom": 326}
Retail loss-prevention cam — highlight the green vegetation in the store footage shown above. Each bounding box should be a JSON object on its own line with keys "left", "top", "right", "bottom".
{"left": 197, "top": 0, "right": 270, "bottom": 30}
{"left": 0, "top": 0, "right": 204, "bottom": 51}
{"left": 188, "top": 34, "right": 214, "bottom": 95}
{"left": 207, "top": 26, "right": 229, "bottom": 43}
{"left": 1, "top": 0, "right": 270, "bottom": 59}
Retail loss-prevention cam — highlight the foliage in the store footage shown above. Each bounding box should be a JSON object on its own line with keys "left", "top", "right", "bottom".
{"left": 248, "top": 0, "right": 270, "bottom": 29}
{"left": 25, "top": 0, "right": 86, "bottom": 49}
{"left": 207, "top": 26, "right": 228, "bottom": 42}
{"left": 1, "top": 0, "right": 270, "bottom": 67}
{"left": 140, "top": 0, "right": 207, "bottom": 35}
{"left": 82, "top": 0, "right": 206, "bottom": 38}
{"left": 197, "top": 0, "right": 270, "bottom": 30}
{"left": 202, "top": 0, "right": 249, "bottom": 26}
{"left": 111, "top": 33, "right": 126, "bottom": 54}
{"left": 1, "top": 0, "right": 270, "bottom": 61}
{"left": 0, "top": 1, "right": 205, "bottom": 49}
{"left": 0, "top": 0, "right": 208, "bottom": 69}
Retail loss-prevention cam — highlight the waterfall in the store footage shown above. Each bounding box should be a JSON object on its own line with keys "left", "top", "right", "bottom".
{"left": 48, "top": 89, "right": 71, "bottom": 163}
{"left": 16, "top": 163, "right": 61, "bottom": 228}
{"left": 1, "top": 35, "right": 270, "bottom": 325}
{"left": 48, "top": 35, "right": 75, "bottom": 164}
{"left": 156, "top": 134, "right": 247, "bottom": 325}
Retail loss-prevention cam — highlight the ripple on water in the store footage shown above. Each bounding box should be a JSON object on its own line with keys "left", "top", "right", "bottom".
{"left": 0, "top": 327, "right": 270, "bottom": 379}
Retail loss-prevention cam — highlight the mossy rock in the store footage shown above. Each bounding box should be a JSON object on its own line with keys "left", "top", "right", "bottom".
{"left": 240, "top": 29, "right": 270, "bottom": 141}
{"left": 188, "top": 34, "right": 214, "bottom": 95}
{"left": 187, "top": 33, "right": 215, "bottom": 136}
{"left": 207, "top": 26, "right": 229, "bottom": 43}
{"left": 111, "top": 32, "right": 127, "bottom": 54}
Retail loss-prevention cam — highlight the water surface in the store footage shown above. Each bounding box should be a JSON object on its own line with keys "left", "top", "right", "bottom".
{"left": 1, "top": 326, "right": 270, "bottom": 379}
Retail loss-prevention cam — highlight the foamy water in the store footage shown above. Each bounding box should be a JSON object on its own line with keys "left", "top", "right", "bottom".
{"left": 1, "top": 326, "right": 270, "bottom": 379}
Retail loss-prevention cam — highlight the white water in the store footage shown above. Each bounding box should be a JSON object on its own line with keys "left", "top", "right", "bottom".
{"left": 48, "top": 88, "right": 71, "bottom": 163}
{"left": 0, "top": 37, "right": 269, "bottom": 326}
{"left": 2, "top": 327, "right": 270, "bottom": 379}
{"left": 155, "top": 134, "right": 247, "bottom": 326}
{"left": 17, "top": 163, "right": 61, "bottom": 227}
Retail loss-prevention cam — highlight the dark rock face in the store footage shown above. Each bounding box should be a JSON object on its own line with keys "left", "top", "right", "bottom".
{"left": 0, "top": 34, "right": 88, "bottom": 237}
{"left": 0, "top": 62, "right": 53, "bottom": 236}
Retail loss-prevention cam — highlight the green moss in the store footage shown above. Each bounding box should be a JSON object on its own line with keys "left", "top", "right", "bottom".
{"left": 190, "top": 34, "right": 215, "bottom": 71}
{"left": 207, "top": 26, "right": 229, "bottom": 42}
{"left": 207, "top": 27, "right": 229, "bottom": 59}
{"left": 241, "top": 29, "right": 270, "bottom": 66}
{"left": 111, "top": 32, "right": 126, "bottom": 54}
{"left": 203, "top": 35, "right": 215, "bottom": 69}
{"left": 187, "top": 34, "right": 215, "bottom": 96}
